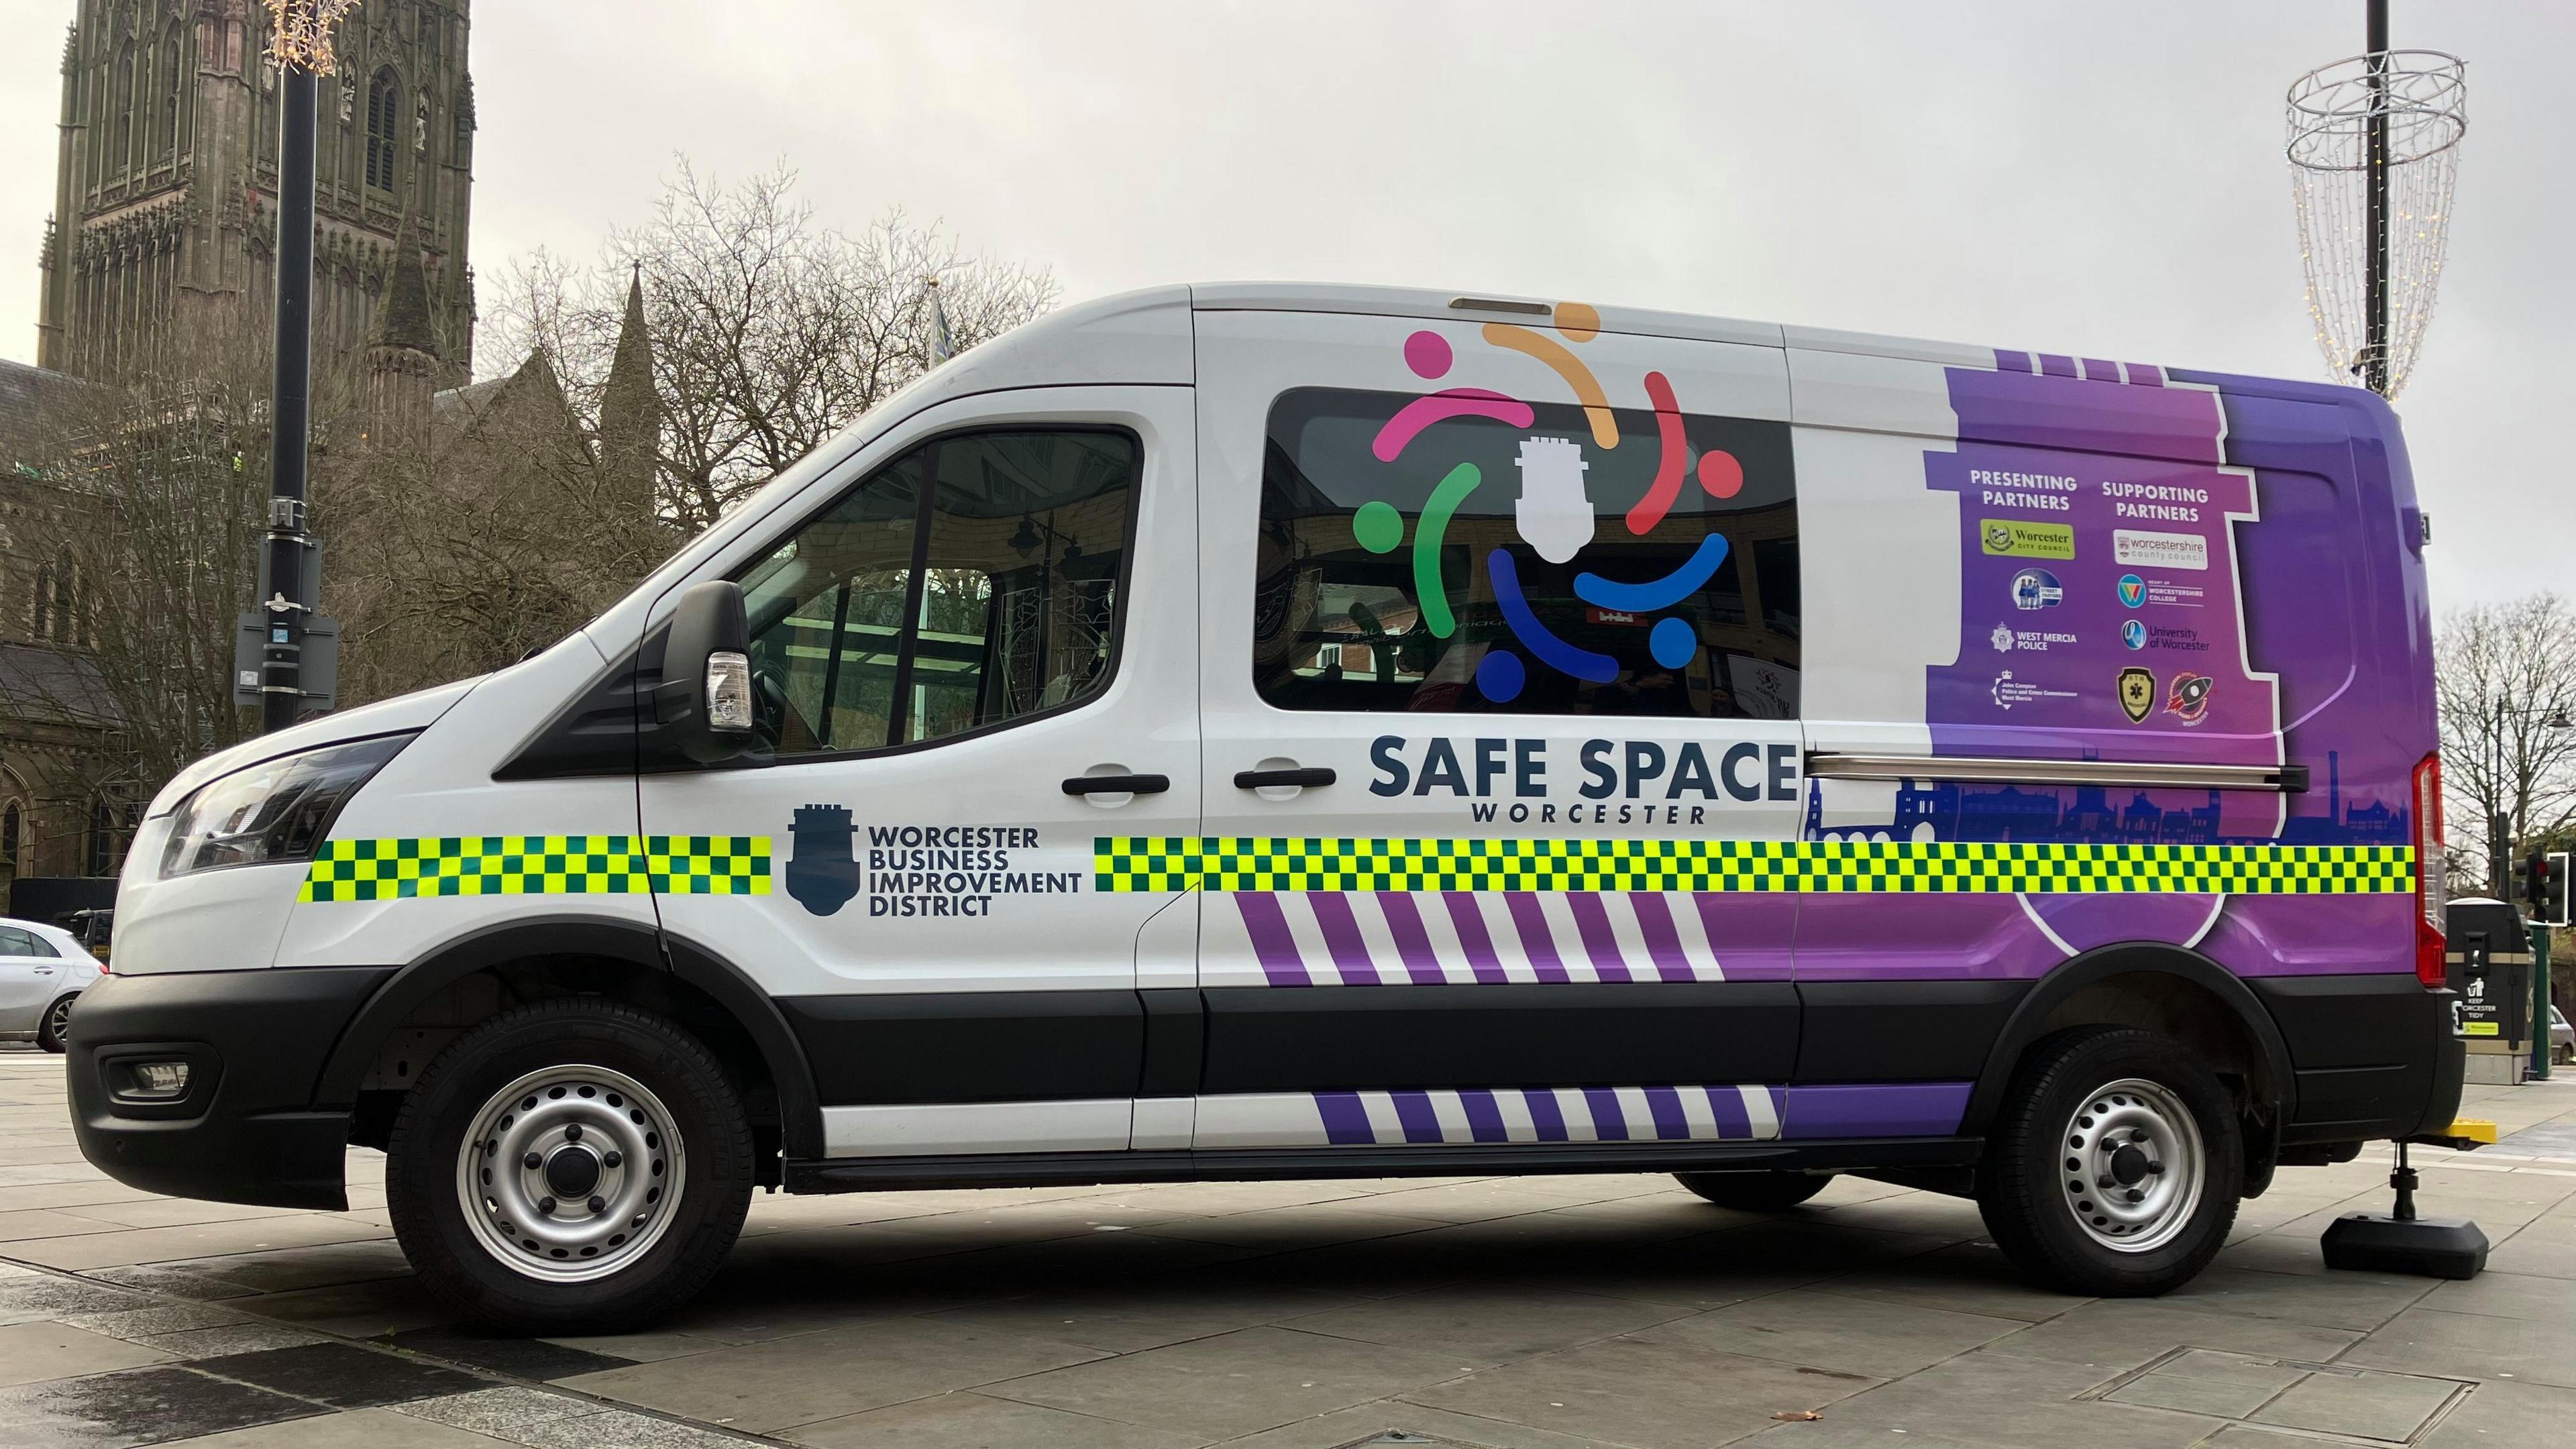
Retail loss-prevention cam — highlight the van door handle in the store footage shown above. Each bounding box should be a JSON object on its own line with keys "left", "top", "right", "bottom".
{"left": 1062, "top": 773, "right": 1171, "bottom": 796}
{"left": 1234, "top": 767, "right": 1336, "bottom": 790}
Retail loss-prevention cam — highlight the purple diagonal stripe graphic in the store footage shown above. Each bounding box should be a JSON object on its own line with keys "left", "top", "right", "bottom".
{"left": 1459, "top": 1088, "right": 1509, "bottom": 1143}
{"left": 1504, "top": 894, "right": 1572, "bottom": 982}
{"left": 1234, "top": 892, "right": 1311, "bottom": 987}
{"left": 1391, "top": 1090, "right": 1444, "bottom": 1144}
{"left": 1377, "top": 892, "right": 1448, "bottom": 984}
{"left": 1643, "top": 1085, "right": 1690, "bottom": 1140}
{"left": 1444, "top": 892, "right": 1509, "bottom": 983}
{"left": 1627, "top": 893, "right": 1697, "bottom": 981}
{"left": 1524, "top": 1088, "right": 1569, "bottom": 1142}
{"left": 1566, "top": 893, "right": 1634, "bottom": 982}
{"left": 1583, "top": 1087, "right": 1629, "bottom": 1141}
{"left": 1315, "top": 1091, "right": 1374, "bottom": 1145}
{"left": 1705, "top": 1085, "right": 1752, "bottom": 1138}
{"left": 1309, "top": 892, "right": 1381, "bottom": 985}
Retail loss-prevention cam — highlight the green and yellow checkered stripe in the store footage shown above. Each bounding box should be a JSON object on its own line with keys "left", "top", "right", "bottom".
{"left": 1093, "top": 837, "right": 2414, "bottom": 896}
{"left": 300, "top": 835, "right": 771, "bottom": 902}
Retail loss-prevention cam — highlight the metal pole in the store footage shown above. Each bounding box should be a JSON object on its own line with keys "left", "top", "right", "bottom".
{"left": 261, "top": 58, "right": 317, "bottom": 733}
{"left": 2363, "top": 0, "right": 2390, "bottom": 396}
{"left": 2492, "top": 695, "right": 2508, "bottom": 898}
{"left": 2532, "top": 922, "right": 2553, "bottom": 1081}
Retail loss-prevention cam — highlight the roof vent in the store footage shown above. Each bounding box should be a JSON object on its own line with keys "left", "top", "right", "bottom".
{"left": 1446, "top": 296, "right": 1550, "bottom": 317}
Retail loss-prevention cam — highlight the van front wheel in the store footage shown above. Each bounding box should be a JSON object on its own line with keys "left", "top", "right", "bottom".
{"left": 386, "top": 999, "right": 753, "bottom": 1333}
{"left": 1977, "top": 1027, "right": 2241, "bottom": 1296}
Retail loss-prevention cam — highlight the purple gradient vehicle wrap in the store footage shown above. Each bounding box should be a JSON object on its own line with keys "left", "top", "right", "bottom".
{"left": 1800, "top": 355, "right": 2429, "bottom": 986}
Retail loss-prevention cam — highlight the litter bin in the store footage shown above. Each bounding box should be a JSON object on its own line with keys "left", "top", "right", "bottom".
{"left": 2449, "top": 898, "right": 2533, "bottom": 1085}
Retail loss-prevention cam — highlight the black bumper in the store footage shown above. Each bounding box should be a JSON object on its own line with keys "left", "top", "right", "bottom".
{"left": 67, "top": 967, "right": 392, "bottom": 1210}
{"left": 2254, "top": 975, "right": 2465, "bottom": 1145}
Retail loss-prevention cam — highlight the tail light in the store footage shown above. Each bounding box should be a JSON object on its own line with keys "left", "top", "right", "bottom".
{"left": 2414, "top": 752, "right": 2446, "bottom": 987}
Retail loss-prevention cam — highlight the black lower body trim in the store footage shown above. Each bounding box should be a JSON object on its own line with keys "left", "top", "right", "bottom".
{"left": 68, "top": 966, "right": 393, "bottom": 1210}
{"left": 2252, "top": 975, "right": 2458, "bottom": 1144}
{"left": 783, "top": 1136, "right": 1985, "bottom": 1193}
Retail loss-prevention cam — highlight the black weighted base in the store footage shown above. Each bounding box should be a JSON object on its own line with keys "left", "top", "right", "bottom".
{"left": 2321, "top": 1212, "right": 2489, "bottom": 1280}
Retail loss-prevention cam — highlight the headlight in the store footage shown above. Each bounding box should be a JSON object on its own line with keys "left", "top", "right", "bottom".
{"left": 160, "top": 734, "right": 414, "bottom": 879}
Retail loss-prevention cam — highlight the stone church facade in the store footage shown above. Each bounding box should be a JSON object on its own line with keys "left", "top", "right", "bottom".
{"left": 0, "top": 0, "right": 583, "bottom": 903}
{"left": 36, "top": 0, "right": 476, "bottom": 384}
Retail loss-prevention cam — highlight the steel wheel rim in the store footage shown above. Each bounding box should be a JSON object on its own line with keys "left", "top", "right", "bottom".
{"left": 2058, "top": 1077, "right": 2203, "bottom": 1254}
{"left": 44, "top": 996, "right": 70, "bottom": 1040}
{"left": 455, "top": 1065, "right": 684, "bottom": 1283}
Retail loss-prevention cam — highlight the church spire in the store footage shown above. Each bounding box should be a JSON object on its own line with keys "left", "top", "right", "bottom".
{"left": 366, "top": 213, "right": 439, "bottom": 447}
{"left": 372, "top": 212, "right": 438, "bottom": 358}
{"left": 595, "top": 264, "right": 659, "bottom": 513}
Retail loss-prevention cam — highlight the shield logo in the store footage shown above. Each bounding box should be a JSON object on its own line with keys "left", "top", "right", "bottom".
{"left": 2118, "top": 667, "right": 2155, "bottom": 723}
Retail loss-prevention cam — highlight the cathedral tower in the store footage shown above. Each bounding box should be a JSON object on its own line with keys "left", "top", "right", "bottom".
{"left": 34, "top": 0, "right": 474, "bottom": 386}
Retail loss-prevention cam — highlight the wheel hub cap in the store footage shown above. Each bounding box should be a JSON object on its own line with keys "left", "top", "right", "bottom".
{"left": 544, "top": 1146, "right": 602, "bottom": 1198}
{"left": 455, "top": 1065, "right": 683, "bottom": 1283}
{"left": 2058, "top": 1077, "right": 2203, "bottom": 1254}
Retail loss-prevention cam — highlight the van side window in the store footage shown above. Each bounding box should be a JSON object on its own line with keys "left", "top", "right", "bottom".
{"left": 739, "top": 429, "right": 1140, "bottom": 757}
{"left": 1254, "top": 387, "right": 1799, "bottom": 718}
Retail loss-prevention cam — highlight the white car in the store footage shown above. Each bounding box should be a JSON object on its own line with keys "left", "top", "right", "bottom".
{"left": 0, "top": 918, "right": 102, "bottom": 1053}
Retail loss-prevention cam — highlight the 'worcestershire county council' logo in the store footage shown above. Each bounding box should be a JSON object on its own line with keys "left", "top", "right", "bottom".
{"left": 2121, "top": 619, "right": 2147, "bottom": 650}
{"left": 2118, "top": 574, "right": 2147, "bottom": 608}
{"left": 2011, "top": 568, "right": 2062, "bottom": 610}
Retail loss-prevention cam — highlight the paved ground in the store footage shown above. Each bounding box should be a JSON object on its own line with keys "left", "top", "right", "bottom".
{"left": 6, "top": 1051, "right": 2576, "bottom": 1449}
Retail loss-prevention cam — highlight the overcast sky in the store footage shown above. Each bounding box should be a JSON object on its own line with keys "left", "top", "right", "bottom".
{"left": 1, "top": 1, "right": 2563, "bottom": 608}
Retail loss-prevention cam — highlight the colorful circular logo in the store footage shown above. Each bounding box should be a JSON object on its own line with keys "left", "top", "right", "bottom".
{"left": 2117, "top": 574, "right": 2146, "bottom": 608}
{"left": 2121, "top": 619, "right": 2147, "bottom": 650}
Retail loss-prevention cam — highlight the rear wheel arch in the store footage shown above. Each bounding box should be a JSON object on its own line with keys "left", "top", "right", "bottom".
{"left": 1963, "top": 945, "right": 2295, "bottom": 1148}
{"left": 318, "top": 917, "right": 822, "bottom": 1165}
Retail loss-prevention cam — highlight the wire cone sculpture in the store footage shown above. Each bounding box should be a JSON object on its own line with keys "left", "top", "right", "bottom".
{"left": 2285, "top": 51, "right": 2466, "bottom": 400}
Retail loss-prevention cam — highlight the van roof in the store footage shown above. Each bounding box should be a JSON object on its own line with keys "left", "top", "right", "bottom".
{"left": 923, "top": 282, "right": 2373, "bottom": 432}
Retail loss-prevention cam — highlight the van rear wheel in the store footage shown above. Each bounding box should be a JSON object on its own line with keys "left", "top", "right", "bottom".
{"left": 386, "top": 998, "right": 753, "bottom": 1333}
{"left": 1977, "top": 1026, "right": 2241, "bottom": 1296}
{"left": 1674, "top": 1171, "right": 1832, "bottom": 1212}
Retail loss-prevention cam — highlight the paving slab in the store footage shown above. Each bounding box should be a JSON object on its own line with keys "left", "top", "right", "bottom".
{"left": 557, "top": 1316, "right": 1112, "bottom": 1434}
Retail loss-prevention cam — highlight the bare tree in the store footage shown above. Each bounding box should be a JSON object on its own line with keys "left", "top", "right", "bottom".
{"left": 323, "top": 355, "right": 679, "bottom": 703}
{"left": 0, "top": 304, "right": 338, "bottom": 880}
{"left": 482, "top": 159, "right": 1059, "bottom": 529}
{"left": 2435, "top": 594, "right": 2576, "bottom": 896}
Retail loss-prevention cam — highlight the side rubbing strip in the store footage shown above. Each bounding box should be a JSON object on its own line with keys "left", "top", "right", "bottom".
{"left": 302, "top": 836, "right": 772, "bottom": 901}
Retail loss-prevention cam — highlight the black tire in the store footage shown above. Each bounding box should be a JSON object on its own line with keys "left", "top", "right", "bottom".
{"left": 36, "top": 994, "right": 74, "bottom": 1053}
{"left": 386, "top": 998, "right": 753, "bottom": 1333}
{"left": 1976, "top": 1026, "right": 2241, "bottom": 1296}
{"left": 1674, "top": 1171, "right": 1833, "bottom": 1212}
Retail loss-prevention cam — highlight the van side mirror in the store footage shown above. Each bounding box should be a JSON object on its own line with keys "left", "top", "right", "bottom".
{"left": 655, "top": 581, "right": 758, "bottom": 764}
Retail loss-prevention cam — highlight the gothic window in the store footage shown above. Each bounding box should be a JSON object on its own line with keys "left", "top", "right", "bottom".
{"left": 111, "top": 42, "right": 133, "bottom": 175}
{"left": 31, "top": 564, "right": 52, "bottom": 639}
{"left": 365, "top": 66, "right": 400, "bottom": 192}
{"left": 46, "top": 550, "right": 74, "bottom": 645}
{"left": 87, "top": 797, "right": 119, "bottom": 877}
{"left": 160, "top": 23, "right": 183, "bottom": 164}
{"left": 1, "top": 802, "right": 20, "bottom": 871}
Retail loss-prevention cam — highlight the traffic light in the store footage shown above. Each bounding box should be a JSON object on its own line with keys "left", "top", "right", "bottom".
{"left": 2542, "top": 851, "right": 2573, "bottom": 928}
{"left": 2517, "top": 849, "right": 2571, "bottom": 927}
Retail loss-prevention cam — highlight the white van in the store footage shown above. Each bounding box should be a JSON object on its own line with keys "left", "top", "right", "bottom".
{"left": 70, "top": 286, "right": 2461, "bottom": 1331}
